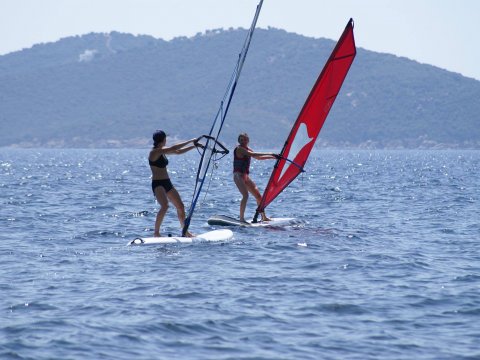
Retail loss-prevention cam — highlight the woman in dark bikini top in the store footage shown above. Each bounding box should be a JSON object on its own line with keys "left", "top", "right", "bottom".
{"left": 149, "top": 130, "right": 200, "bottom": 237}
{"left": 233, "top": 132, "right": 277, "bottom": 223}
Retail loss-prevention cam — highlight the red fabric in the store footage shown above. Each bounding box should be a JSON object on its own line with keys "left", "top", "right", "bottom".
{"left": 258, "top": 19, "right": 356, "bottom": 213}
{"left": 233, "top": 145, "right": 251, "bottom": 174}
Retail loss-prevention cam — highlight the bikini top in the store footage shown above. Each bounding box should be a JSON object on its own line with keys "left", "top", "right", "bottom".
{"left": 149, "top": 154, "right": 168, "bottom": 168}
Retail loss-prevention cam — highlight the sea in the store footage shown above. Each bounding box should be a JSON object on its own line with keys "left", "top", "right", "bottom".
{"left": 1, "top": 148, "right": 479, "bottom": 360}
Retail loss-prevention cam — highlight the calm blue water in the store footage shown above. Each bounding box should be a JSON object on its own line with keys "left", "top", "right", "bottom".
{"left": 1, "top": 149, "right": 479, "bottom": 360}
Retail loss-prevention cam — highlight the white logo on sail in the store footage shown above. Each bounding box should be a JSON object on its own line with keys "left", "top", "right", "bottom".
{"left": 279, "top": 123, "right": 313, "bottom": 180}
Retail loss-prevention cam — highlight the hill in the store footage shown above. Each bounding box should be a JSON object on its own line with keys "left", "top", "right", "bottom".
{"left": 1, "top": 28, "right": 479, "bottom": 148}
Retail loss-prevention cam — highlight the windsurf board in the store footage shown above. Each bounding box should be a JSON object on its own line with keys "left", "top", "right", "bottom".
{"left": 128, "top": 229, "right": 233, "bottom": 246}
{"left": 207, "top": 215, "right": 298, "bottom": 227}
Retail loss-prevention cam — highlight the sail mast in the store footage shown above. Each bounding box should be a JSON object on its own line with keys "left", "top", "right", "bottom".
{"left": 182, "top": 0, "right": 264, "bottom": 236}
{"left": 253, "top": 18, "right": 356, "bottom": 222}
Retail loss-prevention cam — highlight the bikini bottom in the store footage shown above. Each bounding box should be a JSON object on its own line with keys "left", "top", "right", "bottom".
{"left": 151, "top": 179, "right": 173, "bottom": 194}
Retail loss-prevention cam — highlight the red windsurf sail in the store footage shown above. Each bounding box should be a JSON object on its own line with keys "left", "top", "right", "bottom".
{"left": 254, "top": 19, "right": 356, "bottom": 221}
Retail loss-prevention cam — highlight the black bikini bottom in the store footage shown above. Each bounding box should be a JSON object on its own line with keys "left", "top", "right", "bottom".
{"left": 151, "top": 179, "right": 174, "bottom": 194}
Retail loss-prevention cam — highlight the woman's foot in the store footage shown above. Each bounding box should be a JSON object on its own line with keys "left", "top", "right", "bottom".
{"left": 184, "top": 231, "right": 195, "bottom": 238}
{"left": 154, "top": 232, "right": 161, "bottom": 237}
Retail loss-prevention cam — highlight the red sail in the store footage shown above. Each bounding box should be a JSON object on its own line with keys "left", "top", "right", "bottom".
{"left": 256, "top": 19, "right": 356, "bottom": 216}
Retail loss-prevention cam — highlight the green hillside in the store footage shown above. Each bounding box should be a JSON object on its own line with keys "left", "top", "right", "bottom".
{"left": 1, "top": 28, "right": 479, "bottom": 148}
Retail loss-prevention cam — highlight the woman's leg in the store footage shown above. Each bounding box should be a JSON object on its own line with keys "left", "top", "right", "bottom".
{"left": 166, "top": 188, "right": 192, "bottom": 236}
{"left": 154, "top": 186, "right": 169, "bottom": 237}
{"left": 245, "top": 177, "right": 270, "bottom": 221}
{"left": 233, "top": 173, "right": 249, "bottom": 222}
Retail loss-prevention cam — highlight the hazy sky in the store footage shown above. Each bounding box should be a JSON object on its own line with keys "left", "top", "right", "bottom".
{"left": 2, "top": 0, "right": 479, "bottom": 80}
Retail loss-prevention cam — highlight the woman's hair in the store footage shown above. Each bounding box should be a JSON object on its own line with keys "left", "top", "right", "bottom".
{"left": 153, "top": 130, "right": 166, "bottom": 147}
{"left": 238, "top": 133, "right": 249, "bottom": 143}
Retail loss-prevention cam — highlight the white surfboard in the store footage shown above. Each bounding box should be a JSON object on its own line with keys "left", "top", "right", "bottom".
{"left": 207, "top": 215, "right": 298, "bottom": 227}
{"left": 128, "top": 229, "right": 233, "bottom": 246}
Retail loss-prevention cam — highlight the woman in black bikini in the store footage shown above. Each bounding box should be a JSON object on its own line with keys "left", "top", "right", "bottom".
{"left": 149, "top": 130, "right": 199, "bottom": 237}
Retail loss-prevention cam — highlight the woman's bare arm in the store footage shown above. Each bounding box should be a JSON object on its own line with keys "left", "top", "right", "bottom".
{"left": 172, "top": 145, "right": 196, "bottom": 155}
{"left": 155, "top": 137, "right": 201, "bottom": 155}
{"left": 237, "top": 146, "right": 277, "bottom": 160}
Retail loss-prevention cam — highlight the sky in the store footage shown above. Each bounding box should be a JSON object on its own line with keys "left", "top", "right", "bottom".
{"left": 1, "top": 0, "right": 479, "bottom": 80}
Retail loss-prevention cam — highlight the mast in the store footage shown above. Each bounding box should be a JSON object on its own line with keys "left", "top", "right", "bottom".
{"left": 182, "top": 0, "right": 264, "bottom": 236}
